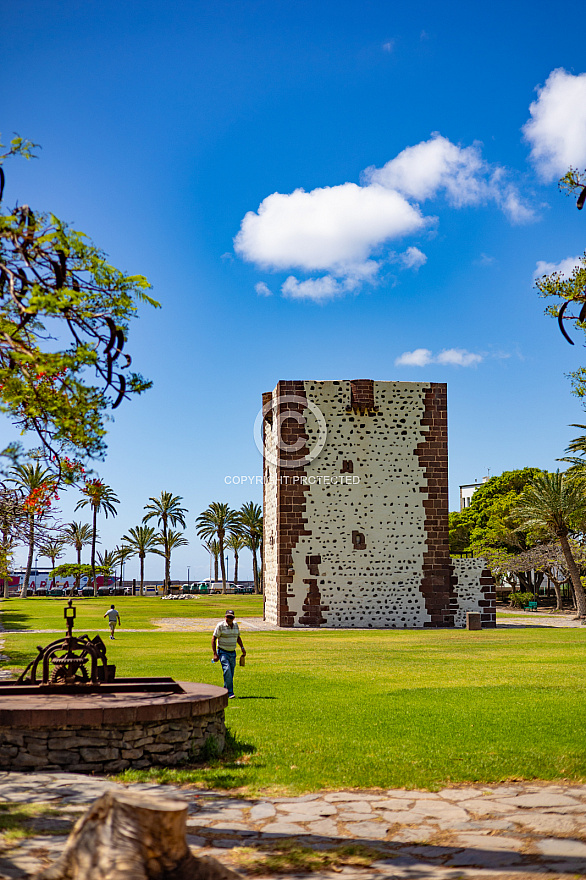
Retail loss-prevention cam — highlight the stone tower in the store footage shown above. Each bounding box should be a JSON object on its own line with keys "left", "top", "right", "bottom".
{"left": 261, "top": 379, "right": 494, "bottom": 628}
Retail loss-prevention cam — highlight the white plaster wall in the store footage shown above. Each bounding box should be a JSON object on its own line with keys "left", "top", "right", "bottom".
{"left": 452, "top": 558, "right": 488, "bottom": 627}
{"left": 262, "top": 389, "right": 279, "bottom": 625}
{"left": 288, "top": 380, "right": 433, "bottom": 628}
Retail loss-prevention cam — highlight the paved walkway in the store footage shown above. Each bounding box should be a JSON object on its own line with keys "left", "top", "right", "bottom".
{"left": 1, "top": 773, "right": 586, "bottom": 879}
{"left": 2, "top": 612, "right": 583, "bottom": 636}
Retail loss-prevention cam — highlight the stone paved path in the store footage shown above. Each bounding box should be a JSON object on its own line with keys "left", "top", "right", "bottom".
{"left": 1, "top": 774, "right": 586, "bottom": 879}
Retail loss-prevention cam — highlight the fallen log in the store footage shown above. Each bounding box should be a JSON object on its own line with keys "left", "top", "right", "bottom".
{"left": 36, "top": 789, "right": 239, "bottom": 880}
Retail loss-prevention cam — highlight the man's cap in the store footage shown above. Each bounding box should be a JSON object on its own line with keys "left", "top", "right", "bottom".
{"left": 225, "top": 609, "right": 235, "bottom": 617}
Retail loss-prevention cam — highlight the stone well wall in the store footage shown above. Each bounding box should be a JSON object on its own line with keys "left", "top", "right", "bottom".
{"left": 0, "top": 681, "right": 227, "bottom": 774}
{"left": 0, "top": 711, "right": 225, "bottom": 774}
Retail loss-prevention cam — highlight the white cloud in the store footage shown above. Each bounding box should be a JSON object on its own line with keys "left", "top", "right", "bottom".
{"left": 395, "top": 348, "right": 483, "bottom": 367}
{"left": 364, "top": 134, "right": 533, "bottom": 223}
{"left": 523, "top": 69, "right": 586, "bottom": 181}
{"left": 281, "top": 275, "right": 353, "bottom": 301}
{"left": 234, "top": 183, "right": 427, "bottom": 278}
{"left": 436, "top": 348, "right": 483, "bottom": 366}
{"left": 534, "top": 255, "right": 582, "bottom": 280}
{"left": 474, "top": 253, "right": 496, "bottom": 266}
{"left": 235, "top": 133, "right": 533, "bottom": 302}
{"left": 395, "top": 348, "right": 433, "bottom": 367}
{"left": 255, "top": 281, "right": 272, "bottom": 296}
{"left": 394, "top": 246, "right": 427, "bottom": 270}
{"left": 382, "top": 40, "right": 395, "bottom": 53}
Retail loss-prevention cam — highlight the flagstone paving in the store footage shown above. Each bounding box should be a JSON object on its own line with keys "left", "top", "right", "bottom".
{"left": 1, "top": 773, "right": 586, "bottom": 879}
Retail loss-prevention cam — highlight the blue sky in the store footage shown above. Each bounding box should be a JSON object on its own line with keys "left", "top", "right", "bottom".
{"left": 3, "top": 0, "right": 586, "bottom": 581}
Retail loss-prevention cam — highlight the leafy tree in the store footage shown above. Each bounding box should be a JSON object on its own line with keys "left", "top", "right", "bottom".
{"left": 448, "top": 468, "right": 541, "bottom": 557}
{"left": 0, "top": 482, "right": 26, "bottom": 597}
{"left": 534, "top": 167, "right": 586, "bottom": 396}
{"left": 143, "top": 492, "right": 187, "bottom": 594}
{"left": 226, "top": 532, "right": 246, "bottom": 585}
{"left": 153, "top": 529, "right": 188, "bottom": 588}
{"left": 52, "top": 562, "right": 109, "bottom": 589}
{"left": 9, "top": 462, "right": 57, "bottom": 597}
{"left": 75, "top": 479, "right": 119, "bottom": 595}
{"left": 0, "top": 135, "right": 159, "bottom": 476}
{"left": 196, "top": 502, "right": 239, "bottom": 593}
{"left": 515, "top": 471, "right": 586, "bottom": 617}
{"left": 121, "top": 525, "right": 158, "bottom": 596}
{"left": 238, "top": 501, "right": 263, "bottom": 593}
{"left": 503, "top": 541, "right": 586, "bottom": 611}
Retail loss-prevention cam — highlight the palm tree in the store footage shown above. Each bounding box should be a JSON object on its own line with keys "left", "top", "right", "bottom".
{"left": 226, "top": 532, "right": 246, "bottom": 585}
{"left": 9, "top": 463, "right": 56, "bottom": 597}
{"left": 61, "top": 521, "right": 94, "bottom": 593}
{"left": 238, "top": 502, "right": 263, "bottom": 593}
{"left": 114, "top": 544, "right": 134, "bottom": 590}
{"left": 143, "top": 492, "right": 187, "bottom": 594}
{"left": 122, "top": 525, "right": 158, "bottom": 595}
{"left": 515, "top": 470, "right": 586, "bottom": 617}
{"left": 153, "top": 529, "right": 188, "bottom": 589}
{"left": 75, "top": 480, "right": 119, "bottom": 595}
{"left": 196, "top": 503, "right": 239, "bottom": 593}
{"left": 96, "top": 549, "right": 119, "bottom": 584}
{"left": 38, "top": 538, "right": 65, "bottom": 577}
{"left": 203, "top": 539, "right": 220, "bottom": 583}
{"left": 559, "top": 424, "right": 586, "bottom": 477}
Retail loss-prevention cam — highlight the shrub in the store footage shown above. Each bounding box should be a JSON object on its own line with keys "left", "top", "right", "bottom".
{"left": 509, "top": 592, "right": 534, "bottom": 608}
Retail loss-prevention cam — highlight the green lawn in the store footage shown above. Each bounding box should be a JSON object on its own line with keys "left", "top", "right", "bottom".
{"left": 2, "top": 600, "right": 585, "bottom": 794}
{"left": 0, "top": 595, "right": 264, "bottom": 631}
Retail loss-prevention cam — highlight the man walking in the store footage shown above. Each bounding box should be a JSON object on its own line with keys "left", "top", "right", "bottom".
{"left": 103, "top": 604, "right": 121, "bottom": 640}
{"left": 212, "top": 609, "right": 246, "bottom": 698}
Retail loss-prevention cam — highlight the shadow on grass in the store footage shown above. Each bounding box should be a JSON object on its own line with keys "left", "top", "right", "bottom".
{"left": 0, "top": 643, "right": 32, "bottom": 671}
{"left": 236, "top": 696, "right": 276, "bottom": 700}
{"left": 116, "top": 728, "right": 259, "bottom": 791}
{"left": 0, "top": 610, "right": 32, "bottom": 632}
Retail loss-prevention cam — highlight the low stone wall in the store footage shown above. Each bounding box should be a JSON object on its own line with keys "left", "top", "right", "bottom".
{"left": 0, "top": 711, "right": 225, "bottom": 774}
{"left": 0, "top": 681, "right": 227, "bottom": 774}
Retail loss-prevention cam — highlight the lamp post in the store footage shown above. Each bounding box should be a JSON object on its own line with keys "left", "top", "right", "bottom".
{"left": 187, "top": 566, "right": 190, "bottom": 587}
{"left": 226, "top": 554, "right": 229, "bottom": 583}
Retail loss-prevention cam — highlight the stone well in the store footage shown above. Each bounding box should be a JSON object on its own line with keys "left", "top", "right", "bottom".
{"left": 0, "top": 682, "right": 227, "bottom": 774}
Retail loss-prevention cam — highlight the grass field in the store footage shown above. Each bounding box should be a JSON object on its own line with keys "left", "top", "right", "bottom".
{"left": 0, "top": 595, "right": 264, "bottom": 631}
{"left": 2, "top": 598, "right": 585, "bottom": 794}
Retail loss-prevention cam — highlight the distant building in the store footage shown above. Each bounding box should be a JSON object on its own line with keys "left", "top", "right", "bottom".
{"left": 459, "top": 476, "right": 489, "bottom": 511}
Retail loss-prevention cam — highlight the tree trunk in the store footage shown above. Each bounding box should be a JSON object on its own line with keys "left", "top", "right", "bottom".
{"left": 162, "top": 516, "right": 169, "bottom": 595}
{"left": 252, "top": 548, "right": 259, "bottom": 595}
{"left": 74, "top": 544, "right": 81, "bottom": 595}
{"left": 558, "top": 532, "right": 586, "bottom": 616}
{"left": 233, "top": 550, "right": 239, "bottom": 586}
{"left": 219, "top": 537, "right": 226, "bottom": 594}
{"left": 20, "top": 514, "right": 34, "bottom": 598}
{"left": 38, "top": 789, "right": 238, "bottom": 880}
{"left": 140, "top": 553, "right": 144, "bottom": 596}
{"left": 551, "top": 580, "right": 563, "bottom": 611}
{"left": 91, "top": 507, "right": 98, "bottom": 597}
{"left": 214, "top": 555, "right": 219, "bottom": 582}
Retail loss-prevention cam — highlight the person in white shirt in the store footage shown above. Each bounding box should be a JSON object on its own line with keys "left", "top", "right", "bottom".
{"left": 212, "top": 609, "right": 246, "bottom": 698}
{"left": 103, "top": 604, "right": 121, "bottom": 640}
